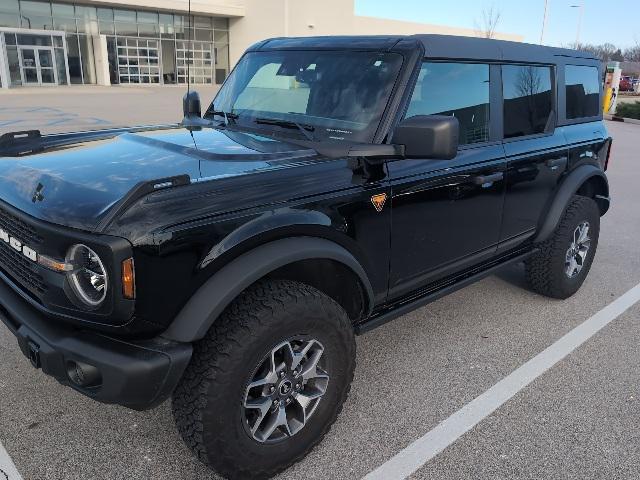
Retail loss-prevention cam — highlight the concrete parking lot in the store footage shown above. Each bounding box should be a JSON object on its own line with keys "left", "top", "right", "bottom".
{"left": 0, "top": 119, "right": 639, "bottom": 480}
{"left": 0, "top": 85, "right": 220, "bottom": 136}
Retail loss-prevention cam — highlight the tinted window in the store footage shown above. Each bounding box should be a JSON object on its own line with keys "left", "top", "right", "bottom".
{"left": 565, "top": 65, "right": 600, "bottom": 119}
{"left": 406, "top": 62, "right": 490, "bottom": 145}
{"left": 502, "top": 65, "right": 553, "bottom": 138}
{"left": 215, "top": 51, "right": 404, "bottom": 143}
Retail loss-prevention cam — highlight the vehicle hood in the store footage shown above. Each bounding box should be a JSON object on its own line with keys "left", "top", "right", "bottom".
{"left": 0, "top": 127, "right": 315, "bottom": 231}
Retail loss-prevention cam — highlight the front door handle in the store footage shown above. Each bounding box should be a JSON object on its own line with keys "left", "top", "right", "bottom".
{"left": 545, "top": 157, "right": 568, "bottom": 169}
{"left": 472, "top": 172, "right": 504, "bottom": 185}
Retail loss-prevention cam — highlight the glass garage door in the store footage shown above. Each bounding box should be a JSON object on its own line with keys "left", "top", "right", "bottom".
{"left": 176, "top": 40, "right": 214, "bottom": 84}
{"left": 116, "top": 37, "right": 160, "bottom": 84}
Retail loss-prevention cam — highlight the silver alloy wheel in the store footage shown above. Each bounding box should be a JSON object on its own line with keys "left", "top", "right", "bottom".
{"left": 243, "top": 338, "right": 329, "bottom": 443}
{"left": 565, "top": 221, "right": 591, "bottom": 278}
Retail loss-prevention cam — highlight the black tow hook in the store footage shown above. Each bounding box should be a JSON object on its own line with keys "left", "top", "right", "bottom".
{"left": 27, "top": 341, "right": 41, "bottom": 368}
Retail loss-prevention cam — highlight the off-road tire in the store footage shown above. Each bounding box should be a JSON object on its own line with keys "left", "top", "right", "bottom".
{"left": 525, "top": 195, "right": 600, "bottom": 299}
{"left": 172, "top": 279, "right": 356, "bottom": 479}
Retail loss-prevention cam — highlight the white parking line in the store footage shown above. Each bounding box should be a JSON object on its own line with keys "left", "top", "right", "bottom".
{"left": 364, "top": 283, "right": 640, "bottom": 480}
{"left": 0, "top": 441, "right": 22, "bottom": 480}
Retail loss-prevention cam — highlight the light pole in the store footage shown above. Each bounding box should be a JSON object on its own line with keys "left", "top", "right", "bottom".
{"left": 570, "top": 3, "right": 584, "bottom": 49}
{"left": 540, "top": 0, "right": 549, "bottom": 45}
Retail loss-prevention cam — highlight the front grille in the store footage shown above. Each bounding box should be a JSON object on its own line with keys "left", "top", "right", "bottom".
{"left": 0, "top": 205, "right": 47, "bottom": 296}
{"left": 0, "top": 245, "right": 46, "bottom": 294}
{"left": 0, "top": 206, "right": 43, "bottom": 244}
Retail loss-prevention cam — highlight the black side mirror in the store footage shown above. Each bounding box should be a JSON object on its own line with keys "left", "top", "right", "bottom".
{"left": 392, "top": 115, "right": 459, "bottom": 159}
{"left": 183, "top": 90, "right": 202, "bottom": 119}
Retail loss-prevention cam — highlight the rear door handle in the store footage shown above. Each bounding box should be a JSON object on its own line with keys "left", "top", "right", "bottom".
{"left": 472, "top": 172, "right": 504, "bottom": 185}
{"left": 545, "top": 157, "right": 567, "bottom": 169}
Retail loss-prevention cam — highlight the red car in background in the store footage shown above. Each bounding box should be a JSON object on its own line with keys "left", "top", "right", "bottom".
{"left": 619, "top": 76, "right": 634, "bottom": 91}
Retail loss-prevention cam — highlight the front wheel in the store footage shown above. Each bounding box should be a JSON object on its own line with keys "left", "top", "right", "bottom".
{"left": 172, "top": 279, "right": 356, "bottom": 479}
{"left": 525, "top": 195, "right": 600, "bottom": 299}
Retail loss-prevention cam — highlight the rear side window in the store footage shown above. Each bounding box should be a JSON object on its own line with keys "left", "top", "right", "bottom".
{"left": 502, "top": 65, "right": 553, "bottom": 138}
{"left": 565, "top": 65, "right": 600, "bottom": 119}
{"left": 406, "top": 62, "right": 490, "bottom": 145}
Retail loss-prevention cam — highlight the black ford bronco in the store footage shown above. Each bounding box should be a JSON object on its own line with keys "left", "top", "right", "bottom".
{"left": 0, "top": 35, "right": 611, "bottom": 479}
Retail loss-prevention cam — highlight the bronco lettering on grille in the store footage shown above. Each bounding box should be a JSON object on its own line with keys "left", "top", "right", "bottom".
{"left": 0, "top": 227, "right": 38, "bottom": 262}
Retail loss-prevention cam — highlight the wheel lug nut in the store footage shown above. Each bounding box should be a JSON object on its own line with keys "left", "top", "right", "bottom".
{"left": 279, "top": 371, "right": 286, "bottom": 378}
{"left": 292, "top": 369, "right": 298, "bottom": 376}
{"left": 269, "top": 386, "right": 275, "bottom": 393}
{"left": 296, "top": 383, "right": 301, "bottom": 390}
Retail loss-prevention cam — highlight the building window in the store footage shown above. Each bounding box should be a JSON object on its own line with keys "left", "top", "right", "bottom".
{"left": 406, "top": 62, "right": 490, "bottom": 145}
{"left": 116, "top": 37, "right": 160, "bottom": 84}
{"left": 0, "top": 0, "right": 20, "bottom": 28}
{"left": 19, "top": 0, "right": 52, "bottom": 30}
{"left": 176, "top": 40, "right": 214, "bottom": 84}
{"left": 565, "top": 65, "right": 600, "bottom": 119}
{"left": 3, "top": 1, "right": 230, "bottom": 86}
{"left": 502, "top": 64, "right": 553, "bottom": 139}
{"left": 65, "top": 33, "right": 82, "bottom": 84}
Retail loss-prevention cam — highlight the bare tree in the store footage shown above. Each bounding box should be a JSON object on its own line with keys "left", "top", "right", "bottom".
{"left": 515, "top": 66, "right": 543, "bottom": 132}
{"left": 567, "top": 42, "right": 625, "bottom": 62}
{"left": 624, "top": 38, "right": 640, "bottom": 62}
{"left": 474, "top": 5, "right": 501, "bottom": 39}
{"left": 516, "top": 66, "right": 543, "bottom": 98}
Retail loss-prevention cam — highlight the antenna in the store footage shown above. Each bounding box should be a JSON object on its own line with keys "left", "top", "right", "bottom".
{"left": 187, "top": 0, "right": 192, "bottom": 96}
{"left": 181, "top": 0, "right": 205, "bottom": 127}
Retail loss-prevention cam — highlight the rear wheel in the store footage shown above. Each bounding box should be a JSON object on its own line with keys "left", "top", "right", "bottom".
{"left": 525, "top": 195, "right": 600, "bottom": 299}
{"left": 172, "top": 279, "right": 356, "bottom": 479}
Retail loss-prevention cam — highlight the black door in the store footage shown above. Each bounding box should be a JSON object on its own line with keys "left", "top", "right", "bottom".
{"left": 387, "top": 61, "right": 506, "bottom": 300}
{"left": 498, "top": 64, "right": 567, "bottom": 249}
{"left": 388, "top": 147, "right": 506, "bottom": 299}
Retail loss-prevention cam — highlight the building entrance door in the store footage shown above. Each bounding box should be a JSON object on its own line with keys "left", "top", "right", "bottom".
{"left": 19, "top": 47, "right": 57, "bottom": 86}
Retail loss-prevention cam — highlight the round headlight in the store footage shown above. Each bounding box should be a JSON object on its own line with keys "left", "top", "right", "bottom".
{"left": 66, "top": 244, "right": 108, "bottom": 308}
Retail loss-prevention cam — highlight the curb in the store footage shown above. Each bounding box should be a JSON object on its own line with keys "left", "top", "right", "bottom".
{"left": 604, "top": 114, "right": 640, "bottom": 125}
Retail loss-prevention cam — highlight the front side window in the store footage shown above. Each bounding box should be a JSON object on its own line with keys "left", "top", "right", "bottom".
{"left": 211, "top": 50, "right": 404, "bottom": 143}
{"left": 406, "top": 62, "right": 490, "bottom": 145}
{"left": 565, "top": 65, "right": 600, "bottom": 119}
{"left": 503, "top": 64, "right": 553, "bottom": 138}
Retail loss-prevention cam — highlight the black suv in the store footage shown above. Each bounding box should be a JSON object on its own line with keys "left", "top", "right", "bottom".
{"left": 0, "top": 35, "right": 611, "bottom": 479}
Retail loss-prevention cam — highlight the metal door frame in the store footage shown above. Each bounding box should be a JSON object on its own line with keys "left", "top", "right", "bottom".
{"left": 18, "top": 45, "right": 58, "bottom": 86}
{"left": 0, "top": 28, "right": 69, "bottom": 87}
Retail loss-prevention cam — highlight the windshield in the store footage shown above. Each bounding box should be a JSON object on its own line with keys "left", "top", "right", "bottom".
{"left": 208, "top": 50, "right": 404, "bottom": 143}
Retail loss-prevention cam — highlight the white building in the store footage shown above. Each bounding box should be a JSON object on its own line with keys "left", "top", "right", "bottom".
{"left": 0, "top": 0, "right": 523, "bottom": 89}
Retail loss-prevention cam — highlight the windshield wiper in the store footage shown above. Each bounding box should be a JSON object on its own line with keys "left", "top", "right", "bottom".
{"left": 255, "top": 117, "right": 316, "bottom": 142}
{"left": 208, "top": 110, "right": 239, "bottom": 126}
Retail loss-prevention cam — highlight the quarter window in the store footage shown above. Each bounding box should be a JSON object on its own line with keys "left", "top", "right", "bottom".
{"left": 406, "top": 62, "right": 490, "bottom": 145}
{"left": 565, "top": 65, "right": 600, "bottom": 119}
{"left": 502, "top": 65, "right": 553, "bottom": 138}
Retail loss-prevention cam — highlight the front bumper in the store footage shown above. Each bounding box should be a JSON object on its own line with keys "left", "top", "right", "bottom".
{"left": 0, "top": 278, "right": 192, "bottom": 410}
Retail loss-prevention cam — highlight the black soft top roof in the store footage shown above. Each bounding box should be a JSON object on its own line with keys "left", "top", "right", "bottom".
{"left": 250, "top": 34, "right": 600, "bottom": 65}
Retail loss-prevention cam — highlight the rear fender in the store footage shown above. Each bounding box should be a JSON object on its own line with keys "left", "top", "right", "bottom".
{"left": 534, "top": 164, "right": 609, "bottom": 243}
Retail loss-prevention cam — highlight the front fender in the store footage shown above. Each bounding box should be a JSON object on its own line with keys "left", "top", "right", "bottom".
{"left": 162, "top": 236, "right": 374, "bottom": 343}
{"left": 534, "top": 164, "right": 609, "bottom": 243}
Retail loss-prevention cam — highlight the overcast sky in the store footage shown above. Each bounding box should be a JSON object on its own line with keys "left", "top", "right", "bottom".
{"left": 355, "top": 0, "right": 639, "bottom": 49}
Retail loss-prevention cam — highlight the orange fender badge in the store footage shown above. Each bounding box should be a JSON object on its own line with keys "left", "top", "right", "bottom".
{"left": 370, "top": 193, "right": 387, "bottom": 212}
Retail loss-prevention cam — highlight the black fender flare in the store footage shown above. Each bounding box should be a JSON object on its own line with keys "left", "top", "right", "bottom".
{"left": 162, "top": 237, "right": 375, "bottom": 343}
{"left": 534, "top": 164, "right": 609, "bottom": 243}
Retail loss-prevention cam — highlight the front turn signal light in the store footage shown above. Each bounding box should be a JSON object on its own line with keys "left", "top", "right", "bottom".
{"left": 122, "top": 258, "right": 135, "bottom": 300}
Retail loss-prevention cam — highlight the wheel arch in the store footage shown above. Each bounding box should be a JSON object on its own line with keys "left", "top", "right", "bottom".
{"left": 535, "top": 164, "right": 609, "bottom": 243}
{"left": 162, "top": 236, "right": 374, "bottom": 343}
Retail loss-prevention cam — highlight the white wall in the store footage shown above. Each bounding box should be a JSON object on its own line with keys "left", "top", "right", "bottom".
{"left": 93, "top": 35, "right": 110, "bottom": 86}
{"left": 78, "top": 0, "right": 245, "bottom": 16}
{"left": 0, "top": 39, "right": 8, "bottom": 89}
{"left": 228, "top": 0, "right": 524, "bottom": 68}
